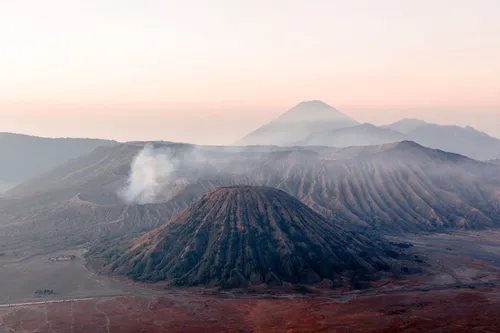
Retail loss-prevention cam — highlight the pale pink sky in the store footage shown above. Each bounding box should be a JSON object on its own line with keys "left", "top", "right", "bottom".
{"left": 1, "top": 0, "right": 499, "bottom": 144}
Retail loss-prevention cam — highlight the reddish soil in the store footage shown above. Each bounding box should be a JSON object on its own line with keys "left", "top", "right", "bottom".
{"left": 1, "top": 287, "right": 500, "bottom": 333}
{"left": 3, "top": 229, "right": 500, "bottom": 332}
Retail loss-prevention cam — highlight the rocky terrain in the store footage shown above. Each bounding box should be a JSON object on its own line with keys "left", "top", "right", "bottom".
{"left": 89, "top": 186, "right": 402, "bottom": 287}
{"left": 1, "top": 131, "right": 500, "bottom": 331}
{"left": 1, "top": 141, "right": 500, "bottom": 256}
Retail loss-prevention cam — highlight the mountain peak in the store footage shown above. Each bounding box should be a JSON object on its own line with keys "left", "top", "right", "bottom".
{"left": 280, "top": 100, "right": 346, "bottom": 119}
{"left": 389, "top": 118, "right": 429, "bottom": 127}
{"left": 399, "top": 118, "right": 428, "bottom": 123}
{"left": 236, "top": 101, "right": 359, "bottom": 146}
{"left": 394, "top": 140, "right": 424, "bottom": 149}
{"left": 295, "top": 100, "right": 331, "bottom": 108}
{"left": 463, "top": 125, "right": 488, "bottom": 136}
{"left": 97, "top": 185, "right": 395, "bottom": 287}
{"left": 383, "top": 118, "right": 429, "bottom": 134}
{"left": 374, "top": 140, "right": 425, "bottom": 154}
{"left": 380, "top": 140, "right": 471, "bottom": 164}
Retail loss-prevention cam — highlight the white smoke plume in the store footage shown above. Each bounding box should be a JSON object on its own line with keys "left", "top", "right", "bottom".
{"left": 118, "top": 143, "right": 260, "bottom": 205}
{"left": 118, "top": 144, "right": 178, "bottom": 204}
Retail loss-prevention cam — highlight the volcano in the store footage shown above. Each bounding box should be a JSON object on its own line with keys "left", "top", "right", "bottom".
{"left": 236, "top": 101, "right": 359, "bottom": 146}
{"left": 93, "top": 186, "right": 396, "bottom": 288}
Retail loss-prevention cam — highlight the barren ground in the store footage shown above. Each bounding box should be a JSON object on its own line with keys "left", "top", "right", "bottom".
{"left": 1, "top": 287, "right": 500, "bottom": 332}
{"left": 0, "top": 249, "right": 161, "bottom": 305}
{"left": 1, "top": 230, "right": 500, "bottom": 332}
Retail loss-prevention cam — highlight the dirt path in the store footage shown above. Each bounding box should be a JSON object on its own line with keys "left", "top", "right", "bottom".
{"left": 94, "top": 301, "right": 110, "bottom": 333}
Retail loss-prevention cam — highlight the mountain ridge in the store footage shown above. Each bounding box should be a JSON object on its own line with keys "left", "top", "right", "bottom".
{"left": 300, "top": 123, "right": 406, "bottom": 147}
{"left": 237, "top": 102, "right": 500, "bottom": 160}
{"left": 2, "top": 140, "right": 500, "bottom": 257}
{"left": 0, "top": 132, "right": 117, "bottom": 193}
{"left": 381, "top": 118, "right": 429, "bottom": 134}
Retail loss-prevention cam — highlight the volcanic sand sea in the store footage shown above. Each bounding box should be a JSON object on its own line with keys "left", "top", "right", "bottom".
{"left": 0, "top": 249, "right": 161, "bottom": 305}
{"left": 0, "top": 287, "right": 500, "bottom": 332}
{"left": 1, "top": 230, "right": 500, "bottom": 331}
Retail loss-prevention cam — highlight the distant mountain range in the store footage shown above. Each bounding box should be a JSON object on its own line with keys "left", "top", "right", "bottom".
{"left": 237, "top": 101, "right": 500, "bottom": 161}
{"left": 302, "top": 123, "right": 406, "bottom": 147}
{"left": 384, "top": 119, "right": 500, "bottom": 161}
{"left": 0, "top": 133, "right": 117, "bottom": 193}
{"left": 1, "top": 101, "right": 498, "bottom": 194}
{"left": 2, "top": 141, "right": 500, "bottom": 255}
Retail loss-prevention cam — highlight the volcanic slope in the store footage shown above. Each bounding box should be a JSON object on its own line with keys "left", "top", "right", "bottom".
{"left": 3, "top": 141, "right": 500, "bottom": 256}
{"left": 257, "top": 141, "right": 500, "bottom": 232}
{"left": 92, "top": 186, "right": 395, "bottom": 288}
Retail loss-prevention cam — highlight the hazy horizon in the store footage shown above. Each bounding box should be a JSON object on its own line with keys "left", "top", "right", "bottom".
{"left": 1, "top": 0, "right": 499, "bottom": 144}
{"left": 1, "top": 102, "right": 499, "bottom": 144}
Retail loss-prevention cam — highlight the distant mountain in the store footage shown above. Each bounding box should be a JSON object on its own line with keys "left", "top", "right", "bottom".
{"left": 300, "top": 123, "right": 406, "bottom": 147}
{"left": 89, "top": 186, "right": 396, "bottom": 287}
{"left": 238, "top": 105, "right": 500, "bottom": 160}
{"left": 296, "top": 118, "right": 500, "bottom": 161}
{"left": 236, "top": 101, "right": 359, "bottom": 146}
{"left": 0, "top": 132, "right": 117, "bottom": 193}
{"left": 382, "top": 119, "right": 429, "bottom": 134}
{"left": 384, "top": 120, "right": 500, "bottom": 161}
{"left": 2, "top": 141, "right": 500, "bottom": 256}
{"left": 490, "top": 159, "right": 500, "bottom": 166}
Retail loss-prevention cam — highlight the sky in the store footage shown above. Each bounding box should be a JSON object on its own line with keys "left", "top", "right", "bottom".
{"left": 0, "top": 0, "right": 499, "bottom": 144}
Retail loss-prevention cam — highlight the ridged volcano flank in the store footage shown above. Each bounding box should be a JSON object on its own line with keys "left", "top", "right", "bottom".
{"left": 102, "top": 186, "right": 392, "bottom": 288}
